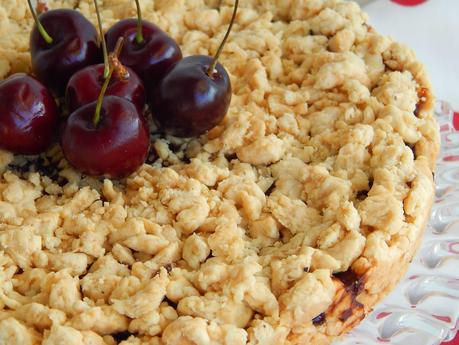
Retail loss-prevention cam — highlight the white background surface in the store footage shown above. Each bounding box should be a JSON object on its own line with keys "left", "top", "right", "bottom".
{"left": 364, "top": 0, "right": 459, "bottom": 110}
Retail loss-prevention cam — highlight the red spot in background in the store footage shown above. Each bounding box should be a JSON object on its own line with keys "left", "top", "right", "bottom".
{"left": 391, "top": 0, "right": 428, "bottom": 6}
{"left": 444, "top": 156, "right": 459, "bottom": 162}
{"left": 453, "top": 112, "right": 459, "bottom": 130}
{"left": 376, "top": 312, "right": 392, "bottom": 320}
{"left": 432, "top": 315, "right": 452, "bottom": 323}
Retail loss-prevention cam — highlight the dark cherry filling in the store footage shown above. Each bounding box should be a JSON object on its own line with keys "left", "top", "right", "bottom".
{"left": 312, "top": 312, "right": 326, "bottom": 326}
{"left": 356, "top": 178, "right": 373, "bottom": 201}
{"left": 356, "top": 190, "right": 369, "bottom": 201}
{"left": 334, "top": 269, "right": 365, "bottom": 296}
{"left": 339, "top": 308, "right": 355, "bottom": 322}
{"left": 163, "top": 296, "right": 178, "bottom": 309}
{"left": 333, "top": 269, "right": 366, "bottom": 322}
{"left": 264, "top": 182, "right": 276, "bottom": 196}
{"left": 407, "top": 143, "right": 417, "bottom": 159}
{"left": 112, "top": 331, "right": 134, "bottom": 342}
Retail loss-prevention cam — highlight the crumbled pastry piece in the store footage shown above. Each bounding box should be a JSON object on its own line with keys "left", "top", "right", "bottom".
{"left": 358, "top": 189, "right": 404, "bottom": 234}
{"left": 70, "top": 306, "right": 129, "bottom": 335}
{"left": 279, "top": 270, "right": 336, "bottom": 327}
{"left": 0, "top": 0, "right": 438, "bottom": 344}
{"left": 236, "top": 135, "right": 285, "bottom": 165}
{"left": 207, "top": 222, "right": 247, "bottom": 263}
{"left": 0, "top": 226, "right": 41, "bottom": 269}
{"left": 271, "top": 250, "right": 314, "bottom": 296}
{"left": 0, "top": 317, "right": 42, "bottom": 345}
{"left": 43, "top": 324, "right": 106, "bottom": 345}
{"left": 373, "top": 71, "right": 418, "bottom": 112}
{"left": 249, "top": 215, "right": 280, "bottom": 247}
{"left": 162, "top": 316, "right": 248, "bottom": 345}
{"left": 48, "top": 272, "right": 81, "bottom": 315}
{"left": 13, "top": 303, "right": 66, "bottom": 330}
{"left": 166, "top": 269, "right": 200, "bottom": 303}
{"left": 247, "top": 320, "right": 289, "bottom": 345}
{"left": 177, "top": 293, "right": 253, "bottom": 328}
{"left": 182, "top": 234, "right": 211, "bottom": 269}
{"left": 111, "top": 269, "right": 168, "bottom": 324}
{"left": 47, "top": 253, "right": 89, "bottom": 276}
{"left": 268, "top": 193, "right": 322, "bottom": 236}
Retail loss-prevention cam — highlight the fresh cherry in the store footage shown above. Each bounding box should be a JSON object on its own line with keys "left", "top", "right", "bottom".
{"left": 149, "top": 0, "right": 238, "bottom": 137}
{"left": 105, "top": 0, "right": 182, "bottom": 87}
{"left": 66, "top": 63, "right": 145, "bottom": 114}
{"left": 60, "top": 96, "right": 149, "bottom": 178}
{"left": 0, "top": 73, "right": 59, "bottom": 155}
{"left": 28, "top": 1, "right": 100, "bottom": 94}
{"left": 150, "top": 55, "right": 231, "bottom": 137}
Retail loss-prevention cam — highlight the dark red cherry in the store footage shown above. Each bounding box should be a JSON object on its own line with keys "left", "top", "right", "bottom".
{"left": 105, "top": 19, "right": 182, "bottom": 87}
{"left": 150, "top": 55, "right": 231, "bottom": 137}
{"left": 66, "top": 64, "right": 145, "bottom": 113}
{"left": 0, "top": 73, "right": 59, "bottom": 155}
{"left": 148, "top": 0, "right": 238, "bottom": 138}
{"left": 60, "top": 96, "right": 149, "bottom": 178}
{"left": 30, "top": 9, "right": 101, "bottom": 94}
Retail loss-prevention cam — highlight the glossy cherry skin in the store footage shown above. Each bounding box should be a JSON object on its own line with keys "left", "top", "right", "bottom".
{"left": 105, "top": 19, "right": 182, "bottom": 87}
{"left": 30, "top": 9, "right": 101, "bottom": 94}
{"left": 0, "top": 73, "right": 59, "bottom": 155}
{"left": 150, "top": 55, "right": 231, "bottom": 137}
{"left": 60, "top": 96, "right": 149, "bottom": 178}
{"left": 66, "top": 64, "right": 145, "bottom": 113}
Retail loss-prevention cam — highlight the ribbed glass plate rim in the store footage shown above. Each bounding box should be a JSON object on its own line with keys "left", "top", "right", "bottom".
{"left": 335, "top": 100, "right": 459, "bottom": 345}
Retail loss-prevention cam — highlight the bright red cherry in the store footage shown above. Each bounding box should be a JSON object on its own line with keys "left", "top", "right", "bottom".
{"left": 105, "top": 0, "right": 182, "bottom": 87}
{"left": 149, "top": 0, "right": 238, "bottom": 137}
{"left": 28, "top": 3, "right": 101, "bottom": 94}
{"left": 60, "top": 96, "right": 149, "bottom": 178}
{"left": 0, "top": 73, "right": 59, "bottom": 155}
{"left": 150, "top": 55, "right": 231, "bottom": 137}
{"left": 66, "top": 63, "right": 145, "bottom": 113}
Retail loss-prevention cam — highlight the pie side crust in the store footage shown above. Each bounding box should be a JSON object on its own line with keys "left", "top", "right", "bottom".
{"left": 0, "top": 1, "right": 439, "bottom": 345}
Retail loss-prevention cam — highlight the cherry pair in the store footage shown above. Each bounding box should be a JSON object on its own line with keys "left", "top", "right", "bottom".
{"left": 28, "top": 0, "right": 181, "bottom": 98}
{"left": 0, "top": 70, "right": 147, "bottom": 176}
{"left": 101, "top": 0, "right": 237, "bottom": 138}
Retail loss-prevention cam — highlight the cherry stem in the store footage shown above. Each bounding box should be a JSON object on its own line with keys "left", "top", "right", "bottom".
{"left": 134, "top": 0, "right": 144, "bottom": 44}
{"left": 93, "top": 37, "right": 125, "bottom": 127}
{"left": 27, "top": 0, "right": 53, "bottom": 44}
{"left": 207, "top": 0, "right": 238, "bottom": 76}
{"left": 94, "top": 0, "right": 110, "bottom": 80}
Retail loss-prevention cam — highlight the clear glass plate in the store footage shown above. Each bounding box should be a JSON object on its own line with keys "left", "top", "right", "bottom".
{"left": 334, "top": 101, "right": 459, "bottom": 345}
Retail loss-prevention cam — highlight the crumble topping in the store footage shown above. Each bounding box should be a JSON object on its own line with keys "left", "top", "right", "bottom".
{"left": 0, "top": 0, "right": 438, "bottom": 344}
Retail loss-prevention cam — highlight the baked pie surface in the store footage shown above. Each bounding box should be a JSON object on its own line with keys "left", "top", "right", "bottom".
{"left": 0, "top": 0, "right": 439, "bottom": 344}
